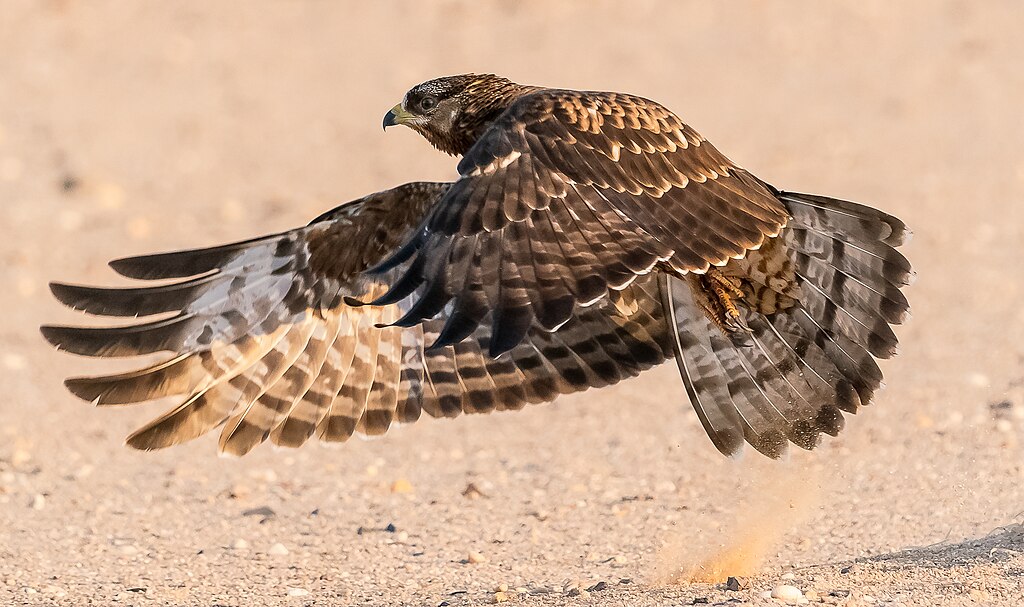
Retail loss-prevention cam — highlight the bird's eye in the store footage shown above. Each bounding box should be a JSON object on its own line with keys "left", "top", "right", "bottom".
{"left": 419, "top": 96, "right": 438, "bottom": 111}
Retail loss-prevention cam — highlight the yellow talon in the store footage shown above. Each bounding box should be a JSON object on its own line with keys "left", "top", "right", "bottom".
{"left": 690, "top": 269, "right": 752, "bottom": 337}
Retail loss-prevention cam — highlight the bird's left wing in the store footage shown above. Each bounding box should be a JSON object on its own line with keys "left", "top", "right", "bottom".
{"left": 42, "top": 182, "right": 673, "bottom": 455}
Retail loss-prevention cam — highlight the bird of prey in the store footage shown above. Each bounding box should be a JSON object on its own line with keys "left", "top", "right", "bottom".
{"left": 42, "top": 74, "right": 912, "bottom": 459}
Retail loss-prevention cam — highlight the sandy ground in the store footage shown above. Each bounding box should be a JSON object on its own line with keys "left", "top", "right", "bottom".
{"left": 1, "top": 1, "right": 1023, "bottom": 606}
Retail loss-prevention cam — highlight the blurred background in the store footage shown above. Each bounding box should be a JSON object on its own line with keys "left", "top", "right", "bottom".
{"left": 1, "top": 1, "right": 1022, "bottom": 605}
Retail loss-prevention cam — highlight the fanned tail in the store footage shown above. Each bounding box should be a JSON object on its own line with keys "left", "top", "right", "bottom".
{"left": 663, "top": 192, "right": 911, "bottom": 457}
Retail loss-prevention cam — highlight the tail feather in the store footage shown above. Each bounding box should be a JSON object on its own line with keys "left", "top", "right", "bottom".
{"left": 660, "top": 275, "right": 751, "bottom": 456}
{"left": 794, "top": 270, "right": 900, "bottom": 359}
{"left": 745, "top": 316, "right": 844, "bottom": 449}
{"left": 706, "top": 322, "right": 794, "bottom": 457}
{"left": 664, "top": 191, "right": 910, "bottom": 457}
{"left": 778, "top": 192, "right": 910, "bottom": 247}
{"left": 786, "top": 226, "right": 913, "bottom": 288}
{"left": 791, "top": 249, "right": 909, "bottom": 325}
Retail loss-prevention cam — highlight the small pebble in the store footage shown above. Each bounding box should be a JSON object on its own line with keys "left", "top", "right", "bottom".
{"left": 287, "top": 588, "right": 309, "bottom": 597}
{"left": 804, "top": 589, "right": 819, "bottom": 601}
{"left": 30, "top": 494, "right": 45, "bottom": 510}
{"left": 242, "top": 506, "right": 276, "bottom": 521}
{"left": 781, "top": 572, "right": 795, "bottom": 580}
{"left": 492, "top": 591, "right": 511, "bottom": 603}
{"left": 467, "top": 551, "right": 488, "bottom": 564}
{"left": 771, "top": 584, "right": 804, "bottom": 604}
{"left": 862, "top": 595, "right": 876, "bottom": 603}
{"left": 996, "top": 419, "right": 1013, "bottom": 433}
{"left": 231, "top": 538, "right": 249, "bottom": 550}
{"left": 391, "top": 478, "right": 414, "bottom": 494}
{"left": 268, "top": 542, "right": 289, "bottom": 556}
{"left": 725, "top": 576, "right": 741, "bottom": 591}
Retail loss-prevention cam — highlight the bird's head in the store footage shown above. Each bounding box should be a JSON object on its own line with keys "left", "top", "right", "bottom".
{"left": 383, "top": 74, "right": 531, "bottom": 156}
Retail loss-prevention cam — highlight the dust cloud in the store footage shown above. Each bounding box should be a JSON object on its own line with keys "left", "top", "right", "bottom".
{"left": 655, "top": 463, "right": 825, "bottom": 584}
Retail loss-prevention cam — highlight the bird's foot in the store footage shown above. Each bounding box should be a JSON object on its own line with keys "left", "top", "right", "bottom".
{"left": 690, "top": 269, "right": 753, "bottom": 344}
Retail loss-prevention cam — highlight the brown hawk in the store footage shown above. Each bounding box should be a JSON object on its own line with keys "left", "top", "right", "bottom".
{"left": 42, "top": 74, "right": 912, "bottom": 458}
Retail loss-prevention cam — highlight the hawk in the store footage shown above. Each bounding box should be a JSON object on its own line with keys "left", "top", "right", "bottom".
{"left": 42, "top": 74, "right": 912, "bottom": 458}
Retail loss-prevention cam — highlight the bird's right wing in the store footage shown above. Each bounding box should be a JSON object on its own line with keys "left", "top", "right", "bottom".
{"left": 42, "top": 181, "right": 672, "bottom": 456}
{"left": 367, "top": 89, "right": 791, "bottom": 356}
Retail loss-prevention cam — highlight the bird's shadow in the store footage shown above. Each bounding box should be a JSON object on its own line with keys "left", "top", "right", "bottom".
{"left": 849, "top": 521, "right": 1024, "bottom": 571}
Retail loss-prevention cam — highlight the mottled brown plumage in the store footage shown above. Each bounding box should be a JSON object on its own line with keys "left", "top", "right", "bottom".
{"left": 378, "top": 77, "right": 791, "bottom": 357}
{"left": 42, "top": 74, "right": 912, "bottom": 458}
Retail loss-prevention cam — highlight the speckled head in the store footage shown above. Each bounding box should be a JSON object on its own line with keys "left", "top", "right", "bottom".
{"left": 383, "top": 74, "right": 533, "bottom": 156}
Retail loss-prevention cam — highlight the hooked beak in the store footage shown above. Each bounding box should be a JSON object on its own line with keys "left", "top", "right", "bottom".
{"left": 383, "top": 103, "right": 416, "bottom": 130}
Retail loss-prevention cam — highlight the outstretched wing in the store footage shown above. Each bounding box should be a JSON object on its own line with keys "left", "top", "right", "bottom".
{"left": 42, "top": 181, "right": 673, "bottom": 456}
{"left": 368, "top": 90, "right": 790, "bottom": 356}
